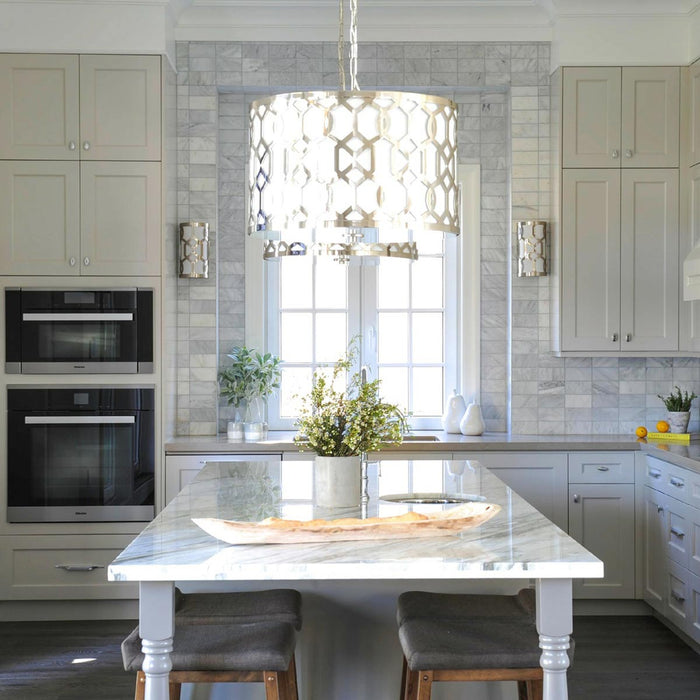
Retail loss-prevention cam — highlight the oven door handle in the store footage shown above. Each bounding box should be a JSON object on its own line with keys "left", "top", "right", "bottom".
{"left": 21, "top": 313, "right": 134, "bottom": 322}
{"left": 24, "top": 416, "right": 136, "bottom": 425}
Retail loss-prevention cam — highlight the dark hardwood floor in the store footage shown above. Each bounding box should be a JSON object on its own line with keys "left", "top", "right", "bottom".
{"left": 0, "top": 616, "right": 698, "bottom": 699}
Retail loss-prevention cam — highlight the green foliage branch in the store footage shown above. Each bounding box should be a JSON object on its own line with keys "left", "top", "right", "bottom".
{"left": 218, "top": 346, "right": 282, "bottom": 408}
{"left": 658, "top": 385, "right": 698, "bottom": 413}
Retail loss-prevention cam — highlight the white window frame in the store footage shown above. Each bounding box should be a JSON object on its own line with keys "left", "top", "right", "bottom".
{"left": 244, "top": 163, "right": 481, "bottom": 429}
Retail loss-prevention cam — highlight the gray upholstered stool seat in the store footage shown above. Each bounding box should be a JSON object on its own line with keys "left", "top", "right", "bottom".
{"left": 122, "top": 621, "right": 296, "bottom": 672}
{"left": 123, "top": 589, "right": 301, "bottom": 700}
{"left": 175, "top": 587, "right": 303, "bottom": 629}
{"left": 396, "top": 589, "right": 569, "bottom": 700}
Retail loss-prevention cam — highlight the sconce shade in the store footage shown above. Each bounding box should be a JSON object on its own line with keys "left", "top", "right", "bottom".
{"left": 248, "top": 90, "right": 459, "bottom": 259}
{"left": 517, "top": 220, "right": 547, "bottom": 277}
{"left": 179, "top": 222, "right": 209, "bottom": 279}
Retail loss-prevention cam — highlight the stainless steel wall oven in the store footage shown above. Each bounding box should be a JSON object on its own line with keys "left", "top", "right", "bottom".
{"left": 7, "top": 386, "right": 155, "bottom": 522}
{"left": 5, "top": 288, "right": 153, "bottom": 374}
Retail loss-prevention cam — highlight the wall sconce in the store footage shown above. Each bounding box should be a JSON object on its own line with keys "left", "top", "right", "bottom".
{"left": 516, "top": 220, "right": 547, "bottom": 277}
{"left": 179, "top": 222, "right": 209, "bottom": 279}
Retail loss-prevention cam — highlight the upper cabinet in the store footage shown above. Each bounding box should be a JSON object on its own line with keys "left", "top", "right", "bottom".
{"left": 0, "top": 54, "right": 161, "bottom": 161}
{"left": 562, "top": 66, "right": 680, "bottom": 169}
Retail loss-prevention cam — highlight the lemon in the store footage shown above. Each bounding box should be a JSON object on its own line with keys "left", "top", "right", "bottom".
{"left": 656, "top": 420, "right": 670, "bottom": 433}
{"left": 635, "top": 426, "right": 648, "bottom": 438}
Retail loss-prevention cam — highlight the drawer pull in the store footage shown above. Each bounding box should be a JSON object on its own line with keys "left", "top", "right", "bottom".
{"left": 657, "top": 505, "right": 664, "bottom": 513}
{"left": 671, "top": 591, "right": 686, "bottom": 604}
{"left": 55, "top": 564, "right": 104, "bottom": 573}
{"left": 597, "top": 466, "right": 610, "bottom": 472}
{"left": 649, "top": 470, "right": 662, "bottom": 479}
{"left": 670, "top": 527, "right": 685, "bottom": 539}
{"left": 670, "top": 477, "right": 685, "bottom": 488}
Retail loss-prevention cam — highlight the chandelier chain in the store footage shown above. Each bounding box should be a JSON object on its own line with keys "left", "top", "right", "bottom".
{"left": 338, "top": 0, "right": 346, "bottom": 90}
{"left": 349, "top": 0, "right": 359, "bottom": 89}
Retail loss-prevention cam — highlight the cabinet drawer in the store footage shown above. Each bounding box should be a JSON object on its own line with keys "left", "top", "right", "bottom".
{"left": 569, "top": 452, "right": 635, "bottom": 483}
{"left": 0, "top": 535, "right": 137, "bottom": 600}
{"left": 667, "top": 559, "right": 692, "bottom": 633}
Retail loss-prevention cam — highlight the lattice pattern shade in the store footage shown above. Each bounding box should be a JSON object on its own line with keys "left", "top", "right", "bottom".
{"left": 249, "top": 90, "right": 459, "bottom": 243}
{"left": 517, "top": 221, "right": 547, "bottom": 277}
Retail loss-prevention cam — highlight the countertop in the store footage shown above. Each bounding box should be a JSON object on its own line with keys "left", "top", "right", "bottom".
{"left": 109, "top": 458, "right": 603, "bottom": 582}
{"left": 641, "top": 441, "right": 700, "bottom": 473}
{"left": 165, "top": 431, "right": 645, "bottom": 454}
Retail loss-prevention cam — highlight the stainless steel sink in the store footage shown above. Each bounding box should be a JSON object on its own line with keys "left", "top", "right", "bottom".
{"left": 379, "top": 492, "right": 485, "bottom": 504}
{"left": 399, "top": 434, "right": 440, "bottom": 442}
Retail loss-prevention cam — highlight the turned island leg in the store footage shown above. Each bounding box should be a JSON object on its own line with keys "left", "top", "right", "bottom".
{"left": 139, "top": 581, "right": 175, "bottom": 700}
{"left": 536, "top": 578, "right": 572, "bottom": 700}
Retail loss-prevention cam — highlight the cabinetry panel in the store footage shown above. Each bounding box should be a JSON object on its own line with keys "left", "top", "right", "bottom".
{"left": 643, "top": 484, "right": 666, "bottom": 612}
{"left": 0, "top": 54, "right": 80, "bottom": 160}
{"left": 0, "top": 160, "right": 80, "bottom": 275}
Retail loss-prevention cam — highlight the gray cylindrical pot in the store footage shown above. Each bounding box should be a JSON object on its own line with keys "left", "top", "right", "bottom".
{"left": 667, "top": 411, "right": 690, "bottom": 434}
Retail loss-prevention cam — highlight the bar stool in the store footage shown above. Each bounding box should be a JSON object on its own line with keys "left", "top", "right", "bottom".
{"left": 396, "top": 589, "right": 569, "bottom": 700}
{"left": 122, "top": 589, "right": 302, "bottom": 700}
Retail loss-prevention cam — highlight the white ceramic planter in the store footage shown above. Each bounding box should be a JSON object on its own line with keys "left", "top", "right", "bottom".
{"left": 667, "top": 411, "right": 691, "bottom": 434}
{"left": 314, "top": 456, "right": 362, "bottom": 508}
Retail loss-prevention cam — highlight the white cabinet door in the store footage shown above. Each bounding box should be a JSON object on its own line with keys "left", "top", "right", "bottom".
{"left": 688, "top": 60, "right": 700, "bottom": 167}
{"left": 621, "top": 67, "right": 679, "bottom": 168}
{"left": 0, "top": 54, "right": 80, "bottom": 160}
{"left": 467, "top": 452, "right": 568, "bottom": 531}
{"left": 680, "top": 163, "right": 700, "bottom": 351}
{"left": 561, "top": 169, "right": 621, "bottom": 351}
{"left": 620, "top": 169, "right": 679, "bottom": 351}
{"left": 562, "top": 67, "right": 621, "bottom": 167}
{"left": 643, "top": 485, "right": 667, "bottom": 613}
{"left": 80, "top": 161, "right": 161, "bottom": 275}
{"left": 0, "top": 160, "right": 80, "bottom": 275}
{"left": 78, "top": 55, "right": 161, "bottom": 161}
{"left": 568, "top": 483, "right": 635, "bottom": 598}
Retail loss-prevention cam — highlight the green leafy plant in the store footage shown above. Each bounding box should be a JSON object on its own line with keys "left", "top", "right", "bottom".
{"left": 294, "top": 341, "right": 408, "bottom": 457}
{"left": 218, "top": 346, "right": 281, "bottom": 408}
{"left": 658, "top": 386, "right": 697, "bottom": 412}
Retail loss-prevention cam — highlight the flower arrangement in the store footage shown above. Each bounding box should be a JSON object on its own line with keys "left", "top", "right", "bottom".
{"left": 294, "top": 344, "right": 407, "bottom": 457}
{"left": 657, "top": 386, "right": 697, "bottom": 413}
{"left": 218, "top": 346, "right": 282, "bottom": 409}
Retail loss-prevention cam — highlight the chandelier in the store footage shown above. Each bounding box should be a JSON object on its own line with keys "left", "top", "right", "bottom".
{"left": 248, "top": 0, "right": 459, "bottom": 262}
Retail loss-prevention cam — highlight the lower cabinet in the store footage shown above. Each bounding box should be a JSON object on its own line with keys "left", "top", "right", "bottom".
{"left": 0, "top": 534, "right": 138, "bottom": 600}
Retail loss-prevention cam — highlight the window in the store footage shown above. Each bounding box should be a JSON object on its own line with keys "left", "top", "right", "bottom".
{"left": 245, "top": 164, "right": 480, "bottom": 430}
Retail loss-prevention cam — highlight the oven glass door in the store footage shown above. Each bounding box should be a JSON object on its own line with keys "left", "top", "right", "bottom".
{"left": 20, "top": 313, "right": 138, "bottom": 372}
{"left": 8, "top": 411, "right": 154, "bottom": 522}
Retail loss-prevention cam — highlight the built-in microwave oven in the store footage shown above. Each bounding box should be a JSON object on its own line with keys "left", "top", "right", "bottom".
{"left": 7, "top": 386, "right": 155, "bottom": 522}
{"left": 5, "top": 288, "right": 153, "bottom": 374}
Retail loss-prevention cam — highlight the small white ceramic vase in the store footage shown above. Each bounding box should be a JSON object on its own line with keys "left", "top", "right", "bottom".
{"left": 460, "top": 402, "right": 485, "bottom": 436}
{"left": 314, "top": 455, "right": 362, "bottom": 508}
{"left": 667, "top": 411, "right": 691, "bottom": 434}
{"left": 441, "top": 390, "right": 467, "bottom": 433}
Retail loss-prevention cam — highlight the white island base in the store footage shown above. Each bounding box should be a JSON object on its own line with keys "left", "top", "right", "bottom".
{"left": 111, "top": 460, "right": 597, "bottom": 700}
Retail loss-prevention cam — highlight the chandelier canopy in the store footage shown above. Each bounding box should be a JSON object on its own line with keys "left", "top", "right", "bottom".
{"left": 247, "top": 1, "right": 459, "bottom": 261}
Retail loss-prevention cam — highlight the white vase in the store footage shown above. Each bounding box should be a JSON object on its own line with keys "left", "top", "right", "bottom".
{"left": 441, "top": 390, "right": 467, "bottom": 433}
{"left": 667, "top": 411, "right": 691, "bottom": 434}
{"left": 314, "top": 456, "right": 362, "bottom": 508}
{"left": 460, "top": 403, "right": 485, "bottom": 436}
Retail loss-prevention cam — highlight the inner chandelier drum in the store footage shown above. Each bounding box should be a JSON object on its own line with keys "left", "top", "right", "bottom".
{"left": 248, "top": 89, "right": 459, "bottom": 261}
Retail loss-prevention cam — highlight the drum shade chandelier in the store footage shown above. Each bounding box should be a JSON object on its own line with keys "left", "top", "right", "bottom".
{"left": 248, "top": 0, "right": 459, "bottom": 262}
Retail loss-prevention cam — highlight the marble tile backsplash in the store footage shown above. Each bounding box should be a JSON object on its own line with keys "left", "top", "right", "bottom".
{"left": 173, "top": 40, "right": 700, "bottom": 437}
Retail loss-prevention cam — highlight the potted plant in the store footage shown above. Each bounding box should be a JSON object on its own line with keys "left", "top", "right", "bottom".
{"left": 218, "top": 346, "right": 281, "bottom": 440}
{"left": 657, "top": 386, "right": 697, "bottom": 434}
{"left": 294, "top": 342, "right": 407, "bottom": 507}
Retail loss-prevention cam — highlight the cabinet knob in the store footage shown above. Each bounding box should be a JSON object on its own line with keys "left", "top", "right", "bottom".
{"left": 68, "top": 141, "right": 76, "bottom": 151}
{"left": 625, "top": 333, "right": 632, "bottom": 342}
{"left": 83, "top": 256, "right": 90, "bottom": 266}
{"left": 611, "top": 333, "right": 618, "bottom": 342}
{"left": 82, "top": 141, "right": 91, "bottom": 151}
{"left": 69, "top": 257, "right": 76, "bottom": 267}
{"left": 573, "top": 494, "right": 580, "bottom": 504}
{"left": 625, "top": 149, "right": 633, "bottom": 158}
{"left": 612, "top": 149, "right": 619, "bottom": 159}
{"left": 657, "top": 505, "right": 664, "bottom": 513}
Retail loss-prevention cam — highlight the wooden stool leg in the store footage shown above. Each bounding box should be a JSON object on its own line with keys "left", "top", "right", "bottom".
{"left": 135, "top": 671, "right": 146, "bottom": 700}
{"left": 285, "top": 654, "right": 299, "bottom": 700}
{"left": 415, "top": 670, "right": 433, "bottom": 700}
{"left": 530, "top": 678, "right": 544, "bottom": 700}
{"left": 168, "top": 680, "right": 181, "bottom": 700}
{"left": 399, "top": 656, "right": 410, "bottom": 699}
{"left": 517, "top": 680, "right": 529, "bottom": 700}
{"left": 264, "top": 671, "right": 282, "bottom": 700}
{"left": 404, "top": 668, "right": 418, "bottom": 700}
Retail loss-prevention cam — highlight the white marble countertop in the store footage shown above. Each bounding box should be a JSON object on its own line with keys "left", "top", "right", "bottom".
{"left": 165, "top": 431, "right": 643, "bottom": 454}
{"left": 109, "top": 459, "right": 603, "bottom": 583}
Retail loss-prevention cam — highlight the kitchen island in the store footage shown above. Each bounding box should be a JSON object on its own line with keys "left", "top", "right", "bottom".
{"left": 109, "top": 458, "right": 603, "bottom": 700}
